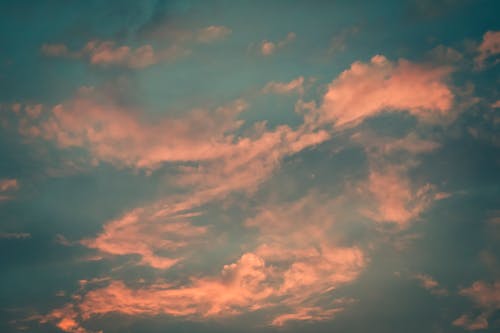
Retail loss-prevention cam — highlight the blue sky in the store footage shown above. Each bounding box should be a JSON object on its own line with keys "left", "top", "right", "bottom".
{"left": 0, "top": 1, "right": 499, "bottom": 332}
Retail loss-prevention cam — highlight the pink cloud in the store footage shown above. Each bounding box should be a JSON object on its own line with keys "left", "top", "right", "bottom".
{"left": 21, "top": 90, "right": 247, "bottom": 169}
{"left": 362, "top": 167, "right": 435, "bottom": 226}
{"left": 475, "top": 30, "right": 500, "bottom": 69}
{"left": 38, "top": 192, "right": 365, "bottom": 331}
{"left": 259, "top": 32, "right": 295, "bottom": 56}
{"left": 262, "top": 77, "right": 304, "bottom": 95}
{"left": 350, "top": 132, "right": 442, "bottom": 228}
{"left": 41, "top": 41, "right": 189, "bottom": 69}
{"left": 311, "top": 55, "right": 453, "bottom": 128}
{"left": 81, "top": 207, "right": 208, "bottom": 270}
{"left": 84, "top": 41, "right": 188, "bottom": 68}
{"left": 453, "top": 314, "right": 489, "bottom": 331}
{"left": 414, "top": 273, "right": 448, "bottom": 296}
{"left": 454, "top": 280, "right": 500, "bottom": 330}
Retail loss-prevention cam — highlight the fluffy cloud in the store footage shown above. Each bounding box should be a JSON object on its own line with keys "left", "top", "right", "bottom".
{"left": 475, "top": 30, "right": 500, "bottom": 69}
{"left": 309, "top": 55, "right": 453, "bottom": 128}
{"left": 20, "top": 90, "right": 247, "bottom": 169}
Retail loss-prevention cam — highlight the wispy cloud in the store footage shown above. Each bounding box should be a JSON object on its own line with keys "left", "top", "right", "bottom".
{"left": 475, "top": 30, "right": 500, "bottom": 69}
{"left": 453, "top": 280, "right": 500, "bottom": 330}
{"left": 259, "top": 32, "right": 296, "bottom": 56}
{"left": 262, "top": 76, "right": 304, "bottom": 95}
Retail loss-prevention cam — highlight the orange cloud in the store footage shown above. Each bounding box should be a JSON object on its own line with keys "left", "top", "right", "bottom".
{"left": 311, "top": 55, "right": 453, "bottom": 128}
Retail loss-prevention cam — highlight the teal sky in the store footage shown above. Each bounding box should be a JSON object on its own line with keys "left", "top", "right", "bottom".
{"left": 0, "top": 1, "right": 499, "bottom": 332}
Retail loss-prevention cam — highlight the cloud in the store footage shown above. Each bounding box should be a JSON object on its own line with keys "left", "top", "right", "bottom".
{"left": 260, "top": 32, "right": 296, "bottom": 56}
{"left": 38, "top": 192, "right": 365, "bottom": 331}
{"left": 0, "top": 232, "right": 31, "bottom": 239}
{"left": 245, "top": 192, "right": 366, "bottom": 324}
{"left": 475, "top": 30, "right": 500, "bottom": 69}
{"left": 453, "top": 280, "right": 500, "bottom": 330}
{"left": 414, "top": 273, "right": 448, "bottom": 295}
{"left": 81, "top": 208, "right": 208, "bottom": 270}
{"left": 42, "top": 41, "right": 190, "bottom": 69}
{"left": 329, "top": 26, "right": 359, "bottom": 55}
{"left": 310, "top": 55, "right": 454, "bottom": 128}
{"left": 196, "top": 25, "right": 232, "bottom": 43}
{"left": 41, "top": 43, "right": 70, "bottom": 57}
{"left": 362, "top": 166, "right": 435, "bottom": 227}
{"left": 0, "top": 178, "right": 19, "bottom": 201}
{"left": 452, "top": 314, "right": 489, "bottom": 331}
{"left": 262, "top": 77, "right": 304, "bottom": 95}
{"left": 0, "top": 178, "right": 18, "bottom": 192}
{"left": 41, "top": 25, "right": 231, "bottom": 68}
{"left": 351, "top": 132, "right": 441, "bottom": 227}
{"left": 426, "top": 45, "right": 463, "bottom": 65}
{"left": 20, "top": 89, "right": 247, "bottom": 170}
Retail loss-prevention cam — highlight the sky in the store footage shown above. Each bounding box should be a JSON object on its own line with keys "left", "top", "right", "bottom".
{"left": 0, "top": 0, "right": 499, "bottom": 332}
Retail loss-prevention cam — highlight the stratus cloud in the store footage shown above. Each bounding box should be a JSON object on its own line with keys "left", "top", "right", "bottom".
{"left": 309, "top": 55, "right": 453, "bottom": 128}
{"left": 453, "top": 280, "right": 500, "bottom": 330}
{"left": 262, "top": 77, "right": 304, "bottom": 95}
{"left": 475, "top": 30, "right": 500, "bottom": 69}
{"left": 260, "top": 32, "right": 296, "bottom": 56}
{"left": 42, "top": 41, "right": 189, "bottom": 69}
